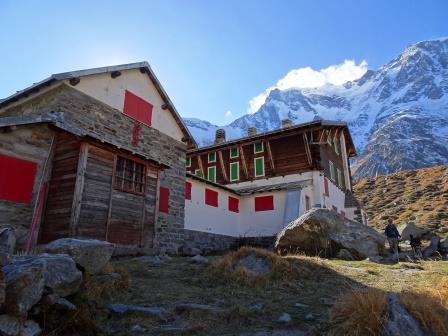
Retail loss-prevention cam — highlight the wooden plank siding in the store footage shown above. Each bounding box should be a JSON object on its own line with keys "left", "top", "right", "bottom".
{"left": 39, "top": 132, "right": 80, "bottom": 243}
{"left": 40, "top": 131, "right": 160, "bottom": 246}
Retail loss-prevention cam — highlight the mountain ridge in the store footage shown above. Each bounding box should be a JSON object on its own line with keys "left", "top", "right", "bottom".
{"left": 184, "top": 38, "right": 448, "bottom": 179}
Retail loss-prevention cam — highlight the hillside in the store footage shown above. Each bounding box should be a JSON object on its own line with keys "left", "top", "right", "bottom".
{"left": 353, "top": 165, "right": 448, "bottom": 238}
{"left": 185, "top": 38, "right": 448, "bottom": 179}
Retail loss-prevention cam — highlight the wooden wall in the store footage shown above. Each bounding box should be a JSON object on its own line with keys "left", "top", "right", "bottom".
{"left": 40, "top": 132, "right": 159, "bottom": 247}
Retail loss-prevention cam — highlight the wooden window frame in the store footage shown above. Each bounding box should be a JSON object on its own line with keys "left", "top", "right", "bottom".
{"left": 230, "top": 162, "right": 239, "bottom": 182}
{"left": 113, "top": 155, "right": 146, "bottom": 195}
{"left": 208, "top": 152, "right": 216, "bottom": 163}
{"left": 230, "top": 147, "right": 239, "bottom": 158}
{"left": 207, "top": 166, "right": 216, "bottom": 183}
{"left": 254, "top": 142, "right": 264, "bottom": 154}
{"left": 254, "top": 157, "right": 265, "bottom": 177}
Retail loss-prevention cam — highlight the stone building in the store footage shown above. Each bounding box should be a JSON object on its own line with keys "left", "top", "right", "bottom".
{"left": 0, "top": 62, "right": 195, "bottom": 253}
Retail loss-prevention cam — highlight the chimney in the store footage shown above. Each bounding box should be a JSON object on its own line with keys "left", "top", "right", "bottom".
{"left": 214, "top": 128, "right": 226, "bottom": 144}
{"left": 281, "top": 119, "right": 292, "bottom": 128}
{"left": 247, "top": 127, "right": 257, "bottom": 137}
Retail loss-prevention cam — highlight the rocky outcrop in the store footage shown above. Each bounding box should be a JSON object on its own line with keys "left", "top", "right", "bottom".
{"left": 43, "top": 238, "right": 114, "bottom": 274}
{"left": 236, "top": 254, "right": 272, "bottom": 275}
{"left": 275, "top": 209, "right": 386, "bottom": 259}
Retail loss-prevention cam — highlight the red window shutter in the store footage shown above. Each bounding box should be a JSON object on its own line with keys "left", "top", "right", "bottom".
{"left": 228, "top": 196, "right": 239, "bottom": 213}
{"left": 205, "top": 188, "right": 218, "bottom": 207}
{"left": 185, "top": 182, "right": 192, "bottom": 200}
{"left": 159, "top": 187, "right": 169, "bottom": 213}
{"left": 324, "top": 178, "right": 329, "bottom": 196}
{"left": 255, "top": 195, "right": 274, "bottom": 212}
{"left": 123, "top": 90, "right": 153, "bottom": 126}
{"left": 0, "top": 154, "right": 37, "bottom": 204}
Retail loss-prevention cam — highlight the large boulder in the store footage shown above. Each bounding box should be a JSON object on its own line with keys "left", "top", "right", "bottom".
{"left": 0, "top": 315, "right": 41, "bottom": 336}
{"left": 397, "top": 223, "right": 433, "bottom": 241}
{"left": 42, "top": 238, "right": 114, "bottom": 274}
{"left": 13, "top": 254, "right": 82, "bottom": 297}
{"left": 275, "top": 209, "right": 386, "bottom": 259}
{"left": 3, "top": 258, "right": 45, "bottom": 316}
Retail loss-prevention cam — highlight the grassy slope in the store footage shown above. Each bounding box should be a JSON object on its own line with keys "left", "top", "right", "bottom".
{"left": 353, "top": 164, "right": 448, "bottom": 238}
{"left": 102, "top": 256, "right": 448, "bottom": 335}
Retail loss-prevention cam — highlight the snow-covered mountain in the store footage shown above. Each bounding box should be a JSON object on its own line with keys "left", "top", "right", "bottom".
{"left": 184, "top": 38, "right": 448, "bottom": 179}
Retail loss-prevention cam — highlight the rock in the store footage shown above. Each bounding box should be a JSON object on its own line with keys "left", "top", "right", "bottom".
{"left": 3, "top": 258, "right": 45, "bottom": 316}
{"left": 43, "top": 238, "right": 114, "bottom": 274}
{"left": 53, "top": 297, "right": 77, "bottom": 311}
{"left": 178, "top": 246, "right": 202, "bottom": 257}
{"left": 0, "top": 269, "right": 4, "bottom": 309}
{"left": 422, "top": 236, "right": 441, "bottom": 258}
{"left": 294, "top": 303, "right": 309, "bottom": 308}
{"left": 130, "top": 324, "right": 146, "bottom": 334}
{"left": 108, "top": 303, "right": 166, "bottom": 319}
{"left": 95, "top": 273, "right": 122, "bottom": 284}
{"left": 336, "top": 249, "right": 354, "bottom": 260}
{"left": 275, "top": 209, "right": 386, "bottom": 259}
{"left": 278, "top": 312, "right": 291, "bottom": 323}
{"left": 319, "top": 297, "right": 335, "bottom": 306}
{"left": 383, "top": 293, "right": 429, "bottom": 336}
{"left": 191, "top": 255, "right": 208, "bottom": 264}
{"left": 235, "top": 254, "right": 272, "bottom": 275}
{"left": 133, "top": 255, "right": 163, "bottom": 266}
{"left": 366, "top": 255, "right": 383, "bottom": 263}
{"left": 0, "top": 227, "right": 16, "bottom": 254}
{"left": 440, "top": 239, "right": 448, "bottom": 253}
{"left": 251, "top": 303, "right": 264, "bottom": 311}
{"left": 22, "top": 320, "right": 41, "bottom": 336}
{"left": 397, "top": 223, "right": 432, "bottom": 241}
{"left": 175, "top": 303, "right": 223, "bottom": 314}
{"left": 304, "top": 313, "right": 315, "bottom": 321}
{"left": 0, "top": 315, "right": 21, "bottom": 336}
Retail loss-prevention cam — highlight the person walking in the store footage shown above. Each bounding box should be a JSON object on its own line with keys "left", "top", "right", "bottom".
{"left": 384, "top": 218, "right": 401, "bottom": 254}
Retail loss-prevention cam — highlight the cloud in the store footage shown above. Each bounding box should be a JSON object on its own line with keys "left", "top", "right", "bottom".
{"left": 225, "top": 110, "right": 233, "bottom": 118}
{"left": 247, "top": 59, "right": 368, "bottom": 113}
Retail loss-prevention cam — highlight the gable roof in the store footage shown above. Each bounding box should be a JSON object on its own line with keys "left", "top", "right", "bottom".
{"left": 0, "top": 62, "right": 196, "bottom": 148}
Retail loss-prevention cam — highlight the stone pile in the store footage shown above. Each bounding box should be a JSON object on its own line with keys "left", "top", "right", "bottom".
{"left": 0, "top": 238, "right": 115, "bottom": 336}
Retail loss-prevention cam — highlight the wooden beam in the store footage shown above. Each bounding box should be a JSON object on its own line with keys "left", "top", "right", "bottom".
{"left": 303, "top": 133, "right": 312, "bottom": 168}
{"left": 218, "top": 151, "right": 229, "bottom": 183}
{"left": 318, "top": 129, "right": 326, "bottom": 142}
{"left": 239, "top": 145, "right": 249, "bottom": 179}
{"left": 70, "top": 142, "right": 89, "bottom": 237}
{"left": 265, "top": 141, "right": 276, "bottom": 174}
{"left": 105, "top": 155, "right": 117, "bottom": 242}
{"left": 197, "top": 155, "right": 205, "bottom": 177}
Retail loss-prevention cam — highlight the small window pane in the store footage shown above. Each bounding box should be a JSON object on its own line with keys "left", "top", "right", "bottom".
{"left": 207, "top": 166, "right": 216, "bottom": 183}
{"left": 230, "top": 147, "right": 239, "bottom": 158}
{"left": 255, "top": 157, "right": 264, "bottom": 177}
{"left": 113, "top": 156, "right": 146, "bottom": 194}
{"left": 230, "top": 162, "right": 239, "bottom": 181}
{"left": 254, "top": 142, "right": 263, "bottom": 153}
{"left": 186, "top": 157, "right": 191, "bottom": 167}
{"left": 208, "top": 152, "right": 216, "bottom": 163}
{"left": 195, "top": 169, "right": 203, "bottom": 178}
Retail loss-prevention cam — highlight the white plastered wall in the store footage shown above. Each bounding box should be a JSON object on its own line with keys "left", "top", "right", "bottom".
{"left": 66, "top": 69, "right": 184, "bottom": 142}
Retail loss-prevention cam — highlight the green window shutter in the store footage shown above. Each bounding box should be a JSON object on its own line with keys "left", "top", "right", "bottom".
{"left": 230, "top": 147, "right": 239, "bottom": 158}
{"left": 254, "top": 157, "right": 265, "bottom": 177}
{"left": 195, "top": 169, "right": 202, "bottom": 178}
{"left": 254, "top": 142, "right": 263, "bottom": 153}
{"left": 207, "top": 166, "right": 216, "bottom": 183}
{"left": 230, "top": 162, "right": 239, "bottom": 181}
{"left": 208, "top": 152, "right": 216, "bottom": 163}
{"left": 186, "top": 157, "right": 191, "bottom": 167}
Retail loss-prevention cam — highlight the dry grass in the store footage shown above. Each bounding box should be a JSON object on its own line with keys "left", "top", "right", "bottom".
{"left": 329, "top": 288, "right": 388, "bottom": 336}
{"left": 399, "top": 276, "right": 448, "bottom": 336}
{"left": 83, "top": 265, "right": 129, "bottom": 300}
{"left": 207, "top": 246, "right": 313, "bottom": 286}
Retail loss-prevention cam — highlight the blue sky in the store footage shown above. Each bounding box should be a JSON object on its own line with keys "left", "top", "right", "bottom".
{"left": 0, "top": 0, "right": 447, "bottom": 125}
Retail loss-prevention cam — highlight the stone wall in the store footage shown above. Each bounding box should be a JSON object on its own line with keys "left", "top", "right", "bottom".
{"left": 1, "top": 85, "right": 187, "bottom": 252}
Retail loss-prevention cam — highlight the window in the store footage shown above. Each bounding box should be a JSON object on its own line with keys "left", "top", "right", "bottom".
{"left": 207, "top": 166, "right": 216, "bottom": 183}
{"left": 230, "top": 162, "right": 239, "bottom": 182}
{"left": 0, "top": 154, "right": 37, "bottom": 204}
{"left": 205, "top": 188, "right": 218, "bottom": 207}
{"left": 186, "top": 157, "right": 191, "bottom": 168}
{"left": 195, "top": 169, "right": 203, "bottom": 178}
{"left": 329, "top": 160, "right": 336, "bottom": 182}
{"left": 208, "top": 152, "right": 216, "bottom": 163}
{"left": 230, "top": 147, "right": 239, "bottom": 158}
{"left": 254, "top": 142, "right": 263, "bottom": 153}
{"left": 185, "top": 182, "right": 192, "bottom": 200}
{"left": 114, "top": 156, "right": 146, "bottom": 194}
{"left": 305, "top": 195, "right": 311, "bottom": 211}
{"left": 159, "top": 187, "right": 169, "bottom": 213}
{"left": 254, "top": 157, "right": 265, "bottom": 177}
{"left": 228, "top": 196, "right": 239, "bottom": 213}
{"left": 123, "top": 90, "right": 153, "bottom": 126}
{"left": 255, "top": 195, "right": 274, "bottom": 211}
{"left": 337, "top": 169, "right": 342, "bottom": 188}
